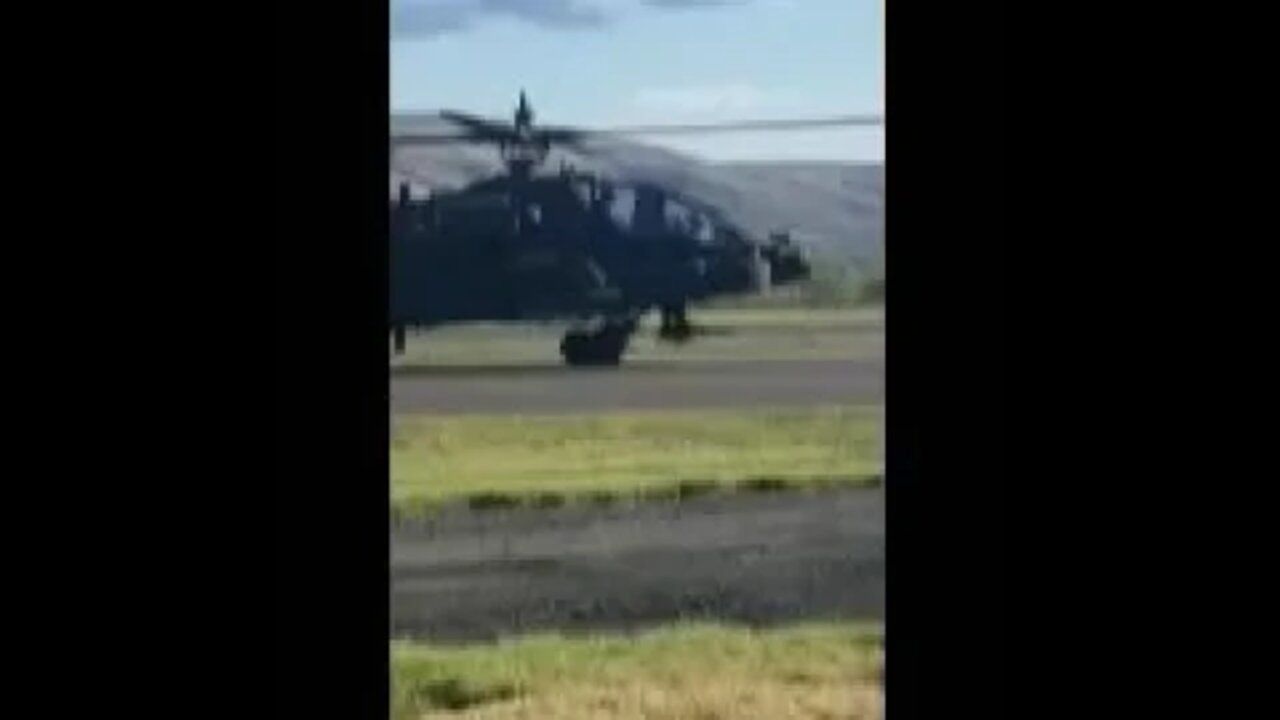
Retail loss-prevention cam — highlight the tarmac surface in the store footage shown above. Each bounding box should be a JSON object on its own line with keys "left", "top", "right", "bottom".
{"left": 390, "top": 358, "right": 882, "bottom": 414}
{"left": 391, "top": 485, "right": 884, "bottom": 642}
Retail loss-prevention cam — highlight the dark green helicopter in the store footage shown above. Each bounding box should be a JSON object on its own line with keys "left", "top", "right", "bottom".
{"left": 390, "top": 92, "right": 879, "bottom": 366}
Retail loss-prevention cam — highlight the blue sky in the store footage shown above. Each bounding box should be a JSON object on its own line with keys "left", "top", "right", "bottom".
{"left": 390, "top": 0, "right": 883, "bottom": 162}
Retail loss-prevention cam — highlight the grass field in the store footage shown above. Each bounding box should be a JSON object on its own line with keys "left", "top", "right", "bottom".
{"left": 662, "top": 307, "right": 883, "bottom": 328}
{"left": 390, "top": 405, "right": 882, "bottom": 513}
{"left": 392, "top": 621, "right": 883, "bottom": 720}
{"left": 390, "top": 307, "right": 883, "bottom": 368}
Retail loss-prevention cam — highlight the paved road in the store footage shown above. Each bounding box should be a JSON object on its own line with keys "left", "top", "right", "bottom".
{"left": 390, "top": 358, "right": 882, "bottom": 414}
{"left": 391, "top": 486, "right": 884, "bottom": 641}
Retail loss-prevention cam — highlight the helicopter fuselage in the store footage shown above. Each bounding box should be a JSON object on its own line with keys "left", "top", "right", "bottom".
{"left": 389, "top": 171, "right": 798, "bottom": 333}
{"left": 388, "top": 91, "right": 818, "bottom": 365}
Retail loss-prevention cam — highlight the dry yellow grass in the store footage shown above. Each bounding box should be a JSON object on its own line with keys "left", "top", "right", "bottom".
{"left": 420, "top": 678, "right": 882, "bottom": 720}
{"left": 393, "top": 622, "right": 883, "bottom": 720}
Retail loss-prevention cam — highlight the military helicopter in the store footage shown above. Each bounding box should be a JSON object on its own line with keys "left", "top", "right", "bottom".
{"left": 390, "top": 92, "right": 881, "bottom": 366}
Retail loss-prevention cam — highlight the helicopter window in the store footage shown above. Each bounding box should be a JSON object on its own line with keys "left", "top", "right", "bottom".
{"left": 690, "top": 215, "right": 713, "bottom": 243}
{"left": 609, "top": 189, "right": 636, "bottom": 227}
{"left": 668, "top": 205, "right": 701, "bottom": 234}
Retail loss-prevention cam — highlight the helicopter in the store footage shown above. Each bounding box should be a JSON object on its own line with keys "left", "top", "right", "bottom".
{"left": 390, "top": 91, "right": 882, "bottom": 366}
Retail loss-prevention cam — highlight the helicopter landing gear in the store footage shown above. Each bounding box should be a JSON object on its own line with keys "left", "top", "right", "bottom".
{"left": 560, "top": 317, "right": 636, "bottom": 367}
{"left": 657, "top": 304, "right": 693, "bottom": 343}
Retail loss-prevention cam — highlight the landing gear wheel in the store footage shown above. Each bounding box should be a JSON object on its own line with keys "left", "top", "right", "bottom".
{"left": 658, "top": 305, "right": 693, "bottom": 343}
{"left": 560, "top": 322, "right": 631, "bottom": 367}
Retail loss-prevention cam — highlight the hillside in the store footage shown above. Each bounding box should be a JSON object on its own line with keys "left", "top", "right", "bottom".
{"left": 391, "top": 113, "right": 883, "bottom": 267}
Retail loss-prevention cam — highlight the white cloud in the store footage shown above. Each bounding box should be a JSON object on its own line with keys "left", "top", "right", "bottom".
{"left": 391, "top": 0, "right": 756, "bottom": 39}
{"left": 641, "top": 0, "right": 749, "bottom": 8}
{"left": 392, "top": 0, "right": 610, "bottom": 39}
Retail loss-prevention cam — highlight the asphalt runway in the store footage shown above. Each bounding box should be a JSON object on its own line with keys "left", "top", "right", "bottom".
{"left": 390, "top": 358, "right": 882, "bottom": 414}
{"left": 391, "top": 485, "right": 884, "bottom": 641}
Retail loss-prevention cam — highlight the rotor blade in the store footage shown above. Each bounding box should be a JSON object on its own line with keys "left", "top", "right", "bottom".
{"left": 391, "top": 109, "right": 516, "bottom": 147}
{"left": 439, "top": 110, "right": 516, "bottom": 139}
{"left": 391, "top": 132, "right": 599, "bottom": 156}
{"left": 390, "top": 133, "right": 479, "bottom": 148}
{"left": 584, "top": 114, "right": 883, "bottom": 136}
{"left": 534, "top": 129, "right": 599, "bottom": 157}
{"left": 537, "top": 126, "right": 590, "bottom": 144}
{"left": 390, "top": 112, "right": 882, "bottom": 149}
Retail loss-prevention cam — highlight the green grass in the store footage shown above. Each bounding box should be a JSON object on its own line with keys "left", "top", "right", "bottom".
{"left": 390, "top": 406, "right": 882, "bottom": 514}
{"left": 390, "top": 307, "right": 883, "bottom": 368}
{"left": 680, "top": 307, "right": 883, "bottom": 328}
{"left": 392, "top": 621, "right": 883, "bottom": 720}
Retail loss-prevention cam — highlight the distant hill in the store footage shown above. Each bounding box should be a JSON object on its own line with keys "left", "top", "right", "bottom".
{"left": 391, "top": 113, "right": 883, "bottom": 267}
